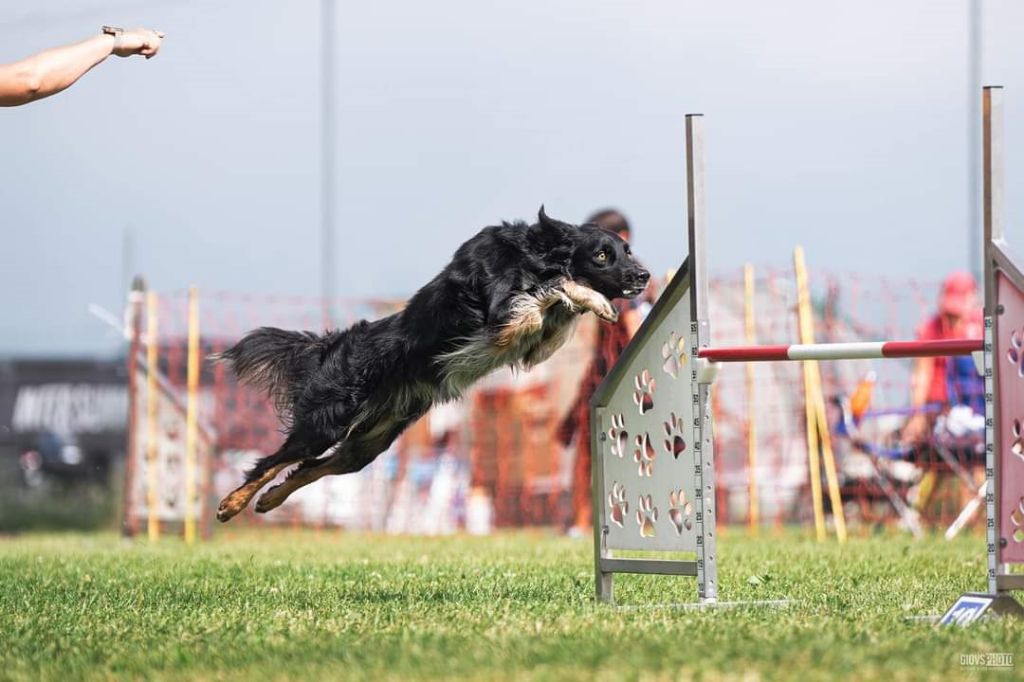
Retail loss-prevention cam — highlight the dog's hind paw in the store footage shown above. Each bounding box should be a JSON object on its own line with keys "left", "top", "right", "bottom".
{"left": 254, "top": 487, "right": 285, "bottom": 514}
{"left": 216, "top": 498, "right": 243, "bottom": 523}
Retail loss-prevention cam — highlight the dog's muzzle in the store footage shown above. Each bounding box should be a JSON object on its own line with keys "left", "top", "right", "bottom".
{"left": 622, "top": 269, "right": 651, "bottom": 298}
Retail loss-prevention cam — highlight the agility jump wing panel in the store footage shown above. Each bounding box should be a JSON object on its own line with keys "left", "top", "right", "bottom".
{"left": 591, "top": 263, "right": 700, "bottom": 553}
{"left": 996, "top": 265, "right": 1024, "bottom": 563}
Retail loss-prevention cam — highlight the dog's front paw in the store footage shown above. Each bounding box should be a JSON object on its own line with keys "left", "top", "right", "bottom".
{"left": 560, "top": 280, "right": 618, "bottom": 323}
{"left": 594, "top": 300, "right": 619, "bottom": 324}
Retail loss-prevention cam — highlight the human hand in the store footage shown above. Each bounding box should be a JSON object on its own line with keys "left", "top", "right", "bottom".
{"left": 900, "top": 413, "right": 929, "bottom": 446}
{"left": 111, "top": 28, "right": 165, "bottom": 59}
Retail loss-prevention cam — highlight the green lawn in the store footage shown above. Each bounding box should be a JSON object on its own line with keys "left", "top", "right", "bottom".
{"left": 0, "top": 529, "right": 1019, "bottom": 681}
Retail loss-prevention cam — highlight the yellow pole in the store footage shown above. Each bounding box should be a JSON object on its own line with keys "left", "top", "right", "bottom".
{"left": 793, "top": 247, "right": 827, "bottom": 542}
{"left": 744, "top": 264, "right": 759, "bottom": 535}
{"left": 811, "top": 368, "right": 848, "bottom": 543}
{"left": 184, "top": 286, "right": 200, "bottom": 545}
{"left": 794, "top": 247, "right": 848, "bottom": 543}
{"left": 146, "top": 292, "right": 160, "bottom": 543}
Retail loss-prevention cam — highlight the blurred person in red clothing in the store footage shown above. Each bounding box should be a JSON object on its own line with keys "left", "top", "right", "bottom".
{"left": 558, "top": 208, "right": 654, "bottom": 536}
{"left": 901, "top": 271, "right": 984, "bottom": 444}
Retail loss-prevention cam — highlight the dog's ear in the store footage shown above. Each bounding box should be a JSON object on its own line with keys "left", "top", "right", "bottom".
{"left": 529, "top": 205, "right": 575, "bottom": 265}
{"left": 531, "top": 205, "right": 574, "bottom": 242}
{"left": 537, "top": 205, "right": 578, "bottom": 232}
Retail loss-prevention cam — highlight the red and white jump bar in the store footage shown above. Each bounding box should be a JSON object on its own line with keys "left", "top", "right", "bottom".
{"left": 698, "top": 338, "right": 983, "bottom": 363}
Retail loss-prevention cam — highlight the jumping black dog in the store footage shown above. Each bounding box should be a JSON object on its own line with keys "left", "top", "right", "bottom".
{"left": 215, "top": 207, "right": 650, "bottom": 521}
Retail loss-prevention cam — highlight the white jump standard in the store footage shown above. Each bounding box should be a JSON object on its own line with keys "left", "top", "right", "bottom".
{"left": 591, "top": 87, "right": 1024, "bottom": 621}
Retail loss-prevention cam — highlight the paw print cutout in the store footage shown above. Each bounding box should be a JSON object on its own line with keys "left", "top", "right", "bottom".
{"left": 1008, "top": 330, "right": 1024, "bottom": 378}
{"left": 668, "top": 488, "right": 694, "bottom": 534}
{"left": 663, "top": 412, "right": 686, "bottom": 459}
{"left": 1011, "top": 498, "right": 1024, "bottom": 543}
{"left": 1013, "top": 419, "right": 1024, "bottom": 461}
{"left": 607, "top": 413, "right": 628, "bottom": 458}
{"left": 636, "top": 494, "right": 658, "bottom": 538}
{"left": 633, "top": 369, "right": 655, "bottom": 414}
{"left": 661, "top": 331, "right": 687, "bottom": 378}
{"left": 633, "top": 432, "right": 655, "bottom": 477}
{"left": 607, "top": 482, "right": 628, "bottom": 527}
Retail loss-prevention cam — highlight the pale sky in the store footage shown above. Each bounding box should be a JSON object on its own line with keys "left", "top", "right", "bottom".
{"left": 2, "top": 1, "right": 1023, "bottom": 355}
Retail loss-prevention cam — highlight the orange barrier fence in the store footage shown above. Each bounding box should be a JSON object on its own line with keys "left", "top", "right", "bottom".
{"left": 123, "top": 264, "right": 983, "bottom": 538}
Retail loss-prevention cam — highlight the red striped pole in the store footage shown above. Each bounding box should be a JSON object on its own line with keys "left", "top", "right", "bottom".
{"left": 698, "top": 338, "right": 982, "bottom": 363}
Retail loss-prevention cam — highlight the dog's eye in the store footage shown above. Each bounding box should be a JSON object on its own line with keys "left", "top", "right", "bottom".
{"left": 595, "top": 251, "right": 608, "bottom": 263}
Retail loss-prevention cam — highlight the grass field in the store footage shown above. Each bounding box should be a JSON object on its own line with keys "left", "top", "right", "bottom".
{"left": 0, "top": 529, "right": 1020, "bottom": 681}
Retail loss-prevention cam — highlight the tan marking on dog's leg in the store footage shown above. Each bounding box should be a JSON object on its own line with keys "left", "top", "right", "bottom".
{"left": 561, "top": 281, "right": 617, "bottom": 323}
{"left": 254, "top": 463, "right": 337, "bottom": 514}
{"left": 495, "top": 284, "right": 590, "bottom": 348}
{"left": 522, "top": 317, "right": 578, "bottom": 369}
{"left": 495, "top": 294, "right": 546, "bottom": 347}
{"left": 216, "top": 462, "right": 290, "bottom": 522}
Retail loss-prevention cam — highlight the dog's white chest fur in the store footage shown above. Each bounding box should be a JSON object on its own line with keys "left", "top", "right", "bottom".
{"left": 431, "top": 280, "right": 616, "bottom": 403}
{"left": 435, "top": 293, "right": 580, "bottom": 401}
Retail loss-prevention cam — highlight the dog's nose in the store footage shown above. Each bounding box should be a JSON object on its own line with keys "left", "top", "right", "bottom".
{"left": 635, "top": 270, "right": 651, "bottom": 284}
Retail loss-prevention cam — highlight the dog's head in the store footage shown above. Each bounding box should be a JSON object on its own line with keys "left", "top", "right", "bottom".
{"left": 531, "top": 207, "right": 650, "bottom": 300}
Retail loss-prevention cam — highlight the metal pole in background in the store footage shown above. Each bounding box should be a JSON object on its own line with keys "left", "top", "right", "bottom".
{"left": 121, "top": 226, "right": 135, "bottom": 310}
{"left": 121, "top": 277, "right": 145, "bottom": 537}
{"left": 146, "top": 292, "right": 160, "bottom": 544}
{"left": 968, "top": 0, "right": 982, "bottom": 280}
{"left": 184, "top": 286, "right": 200, "bottom": 545}
{"left": 743, "top": 264, "right": 759, "bottom": 535}
{"left": 321, "top": 0, "right": 336, "bottom": 327}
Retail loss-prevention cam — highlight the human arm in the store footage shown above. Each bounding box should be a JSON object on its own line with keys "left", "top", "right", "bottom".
{"left": 621, "top": 306, "right": 643, "bottom": 338}
{"left": 901, "top": 357, "right": 933, "bottom": 444}
{"left": 0, "top": 27, "right": 163, "bottom": 107}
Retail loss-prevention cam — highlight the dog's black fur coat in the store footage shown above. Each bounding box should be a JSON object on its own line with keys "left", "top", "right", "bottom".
{"left": 215, "top": 208, "right": 649, "bottom": 519}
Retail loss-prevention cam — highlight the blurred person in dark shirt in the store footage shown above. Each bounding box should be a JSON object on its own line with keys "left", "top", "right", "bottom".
{"left": 558, "top": 208, "right": 655, "bottom": 536}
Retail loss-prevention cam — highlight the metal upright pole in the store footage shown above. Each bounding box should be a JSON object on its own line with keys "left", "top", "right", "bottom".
{"left": 968, "top": 0, "right": 982, "bottom": 279}
{"left": 983, "top": 86, "right": 1003, "bottom": 596}
{"left": 321, "top": 0, "right": 336, "bottom": 328}
{"left": 687, "top": 114, "right": 718, "bottom": 603}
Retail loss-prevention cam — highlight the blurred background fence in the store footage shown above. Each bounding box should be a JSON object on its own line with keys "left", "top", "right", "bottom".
{"left": 101, "top": 261, "right": 986, "bottom": 539}
{"left": 120, "top": 285, "right": 593, "bottom": 537}
{"left": 0, "top": 264, "right": 979, "bottom": 535}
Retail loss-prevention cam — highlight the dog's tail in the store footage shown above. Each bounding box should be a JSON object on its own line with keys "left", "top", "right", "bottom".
{"left": 212, "top": 327, "right": 326, "bottom": 420}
